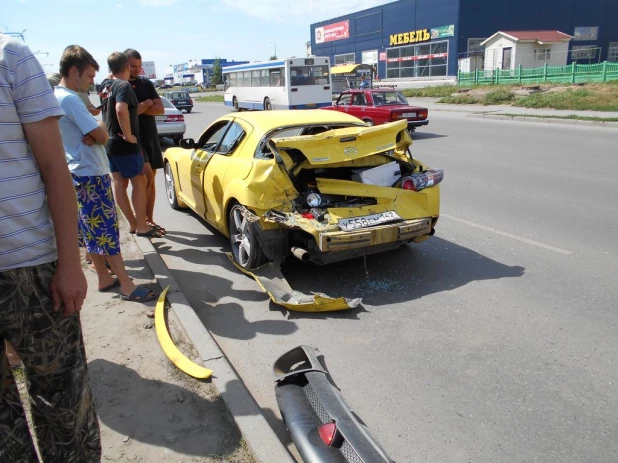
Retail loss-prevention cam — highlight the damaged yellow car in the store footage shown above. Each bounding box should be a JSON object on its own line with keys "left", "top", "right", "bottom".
{"left": 163, "top": 110, "right": 442, "bottom": 269}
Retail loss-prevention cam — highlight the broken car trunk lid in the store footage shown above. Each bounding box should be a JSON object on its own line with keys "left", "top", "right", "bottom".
{"left": 272, "top": 120, "right": 411, "bottom": 169}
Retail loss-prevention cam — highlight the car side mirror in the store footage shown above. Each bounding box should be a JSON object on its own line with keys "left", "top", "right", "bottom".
{"left": 179, "top": 138, "right": 195, "bottom": 149}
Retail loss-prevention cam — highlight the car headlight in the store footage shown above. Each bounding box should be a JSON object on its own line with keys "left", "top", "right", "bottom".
{"left": 306, "top": 193, "right": 322, "bottom": 208}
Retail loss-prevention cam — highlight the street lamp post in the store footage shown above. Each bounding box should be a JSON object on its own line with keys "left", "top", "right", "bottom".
{"left": 270, "top": 39, "right": 277, "bottom": 59}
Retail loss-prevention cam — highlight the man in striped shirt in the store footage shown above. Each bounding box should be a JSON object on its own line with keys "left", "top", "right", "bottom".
{"left": 0, "top": 35, "right": 101, "bottom": 461}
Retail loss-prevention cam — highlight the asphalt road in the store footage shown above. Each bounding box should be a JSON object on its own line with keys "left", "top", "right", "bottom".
{"left": 153, "top": 103, "right": 618, "bottom": 462}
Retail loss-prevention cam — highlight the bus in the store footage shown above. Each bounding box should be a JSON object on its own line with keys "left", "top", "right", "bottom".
{"left": 222, "top": 57, "right": 332, "bottom": 111}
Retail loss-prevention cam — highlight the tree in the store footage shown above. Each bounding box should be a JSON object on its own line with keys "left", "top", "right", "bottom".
{"left": 270, "top": 55, "right": 278, "bottom": 60}
{"left": 212, "top": 58, "right": 223, "bottom": 85}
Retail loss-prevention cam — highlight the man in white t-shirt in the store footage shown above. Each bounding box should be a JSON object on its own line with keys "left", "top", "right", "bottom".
{"left": 0, "top": 35, "right": 101, "bottom": 461}
{"left": 54, "top": 44, "right": 157, "bottom": 303}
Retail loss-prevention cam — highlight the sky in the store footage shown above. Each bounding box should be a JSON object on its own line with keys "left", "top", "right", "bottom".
{"left": 2, "top": 0, "right": 395, "bottom": 82}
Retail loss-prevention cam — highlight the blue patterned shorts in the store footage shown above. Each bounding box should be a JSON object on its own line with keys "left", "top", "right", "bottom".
{"left": 73, "top": 174, "right": 121, "bottom": 256}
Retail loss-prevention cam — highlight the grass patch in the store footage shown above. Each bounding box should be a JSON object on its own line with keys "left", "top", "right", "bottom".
{"left": 483, "top": 88, "right": 515, "bottom": 105}
{"left": 195, "top": 95, "right": 224, "bottom": 103}
{"left": 402, "top": 85, "right": 458, "bottom": 98}
{"left": 514, "top": 87, "right": 618, "bottom": 111}
{"left": 437, "top": 95, "right": 480, "bottom": 104}
{"left": 500, "top": 113, "right": 618, "bottom": 122}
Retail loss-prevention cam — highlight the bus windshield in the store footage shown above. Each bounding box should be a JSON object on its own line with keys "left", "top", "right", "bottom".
{"left": 290, "top": 65, "right": 330, "bottom": 86}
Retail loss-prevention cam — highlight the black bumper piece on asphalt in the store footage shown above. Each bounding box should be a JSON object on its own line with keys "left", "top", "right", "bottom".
{"left": 274, "top": 346, "right": 394, "bottom": 463}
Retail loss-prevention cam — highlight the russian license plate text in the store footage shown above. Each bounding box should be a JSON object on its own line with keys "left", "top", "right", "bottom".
{"left": 338, "top": 211, "right": 402, "bottom": 231}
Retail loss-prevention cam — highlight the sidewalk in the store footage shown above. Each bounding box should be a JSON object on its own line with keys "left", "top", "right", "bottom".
{"left": 410, "top": 97, "right": 618, "bottom": 119}
{"left": 81, "top": 227, "right": 257, "bottom": 462}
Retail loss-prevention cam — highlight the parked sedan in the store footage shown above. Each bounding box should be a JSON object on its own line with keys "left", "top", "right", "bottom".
{"left": 156, "top": 97, "right": 186, "bottom": 145}
{"left": 163, "top": 110, "right": 442, "bottom": 269}
{"left": 322, "top": 88, "right": 429, "bottom": 132}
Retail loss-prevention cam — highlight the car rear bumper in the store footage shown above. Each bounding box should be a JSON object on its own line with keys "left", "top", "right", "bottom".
{"left": 318, "top": 217, "right": 432, "bottom": 252}
{"left": 156, "top": 121, "right": 186, "bottom": 137}
{"left": 408, "top": 119, "right": 429, "bottom": 128}
{"left": 274, "top": 346, "right": 394, "bottom": 463}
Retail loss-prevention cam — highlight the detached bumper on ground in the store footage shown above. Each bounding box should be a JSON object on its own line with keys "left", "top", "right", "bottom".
{"left": 274, "top": 346, "right": 394, "bottom": 463}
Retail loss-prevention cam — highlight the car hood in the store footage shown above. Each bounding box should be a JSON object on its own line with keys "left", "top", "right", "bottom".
{"left": 272, "top": 120, "right": 412, "bottom": 170}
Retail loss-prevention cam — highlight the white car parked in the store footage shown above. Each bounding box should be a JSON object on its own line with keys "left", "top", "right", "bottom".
{"left": 156, "top": 97, "right": 186, "bottom": 145}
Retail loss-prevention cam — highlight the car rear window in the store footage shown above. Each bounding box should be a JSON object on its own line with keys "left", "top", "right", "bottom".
{"left": 161, "top": 98, "right": 176, "bottom": 108}
{"left": 171, "top": 92, "right": 189, "bottom": 99}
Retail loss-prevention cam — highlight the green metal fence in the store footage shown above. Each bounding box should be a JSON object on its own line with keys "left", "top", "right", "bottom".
{"left": 458, "top": 62, "right": 618, "bottom": 86}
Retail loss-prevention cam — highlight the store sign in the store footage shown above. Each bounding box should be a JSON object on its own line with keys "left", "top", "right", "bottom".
{"left": 315, "top": 20, "right": 350, "bottom": 44}
{"left": 140, "top": 61, "right": 156, "bottom": 79}
{"left": 430, "top": 25, "right": 455, "bottom": 39}
{"left": 379, "top": 52, "right": 387, "bottom": 61}
{"left": 390, "top": 29, "right": 431, "bottom": 46}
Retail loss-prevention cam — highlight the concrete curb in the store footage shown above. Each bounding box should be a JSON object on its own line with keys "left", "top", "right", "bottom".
{"left": 133, "top": 235, "right": 295, "bottom": 463}
{"left": 467, "top": 113, "right": 618, "bottom": 128}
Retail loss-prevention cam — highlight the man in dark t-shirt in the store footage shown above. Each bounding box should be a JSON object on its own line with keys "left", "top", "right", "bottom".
{"left": 125, "top": 48, "right": 166, "bottom": 236}
{"left": 100, "top": 52, "right": 161, "bottom": 238}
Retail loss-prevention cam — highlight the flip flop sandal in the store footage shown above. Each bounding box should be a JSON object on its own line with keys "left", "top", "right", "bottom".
{"left": 121, "top": 286, "right": 159, "bottom": 303}
{"left": 148, "top": 222, "right": 167, "bottom": 235}
{"left": 136, "top": 228, "right": 163, "bottom": 238}
{"left": 99, "top": 277, "right": 121, "bottom": 292}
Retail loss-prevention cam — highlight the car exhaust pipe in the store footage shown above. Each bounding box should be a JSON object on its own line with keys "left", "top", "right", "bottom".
{"left": 291, "top": 247, "right": 310, "bottom": 262}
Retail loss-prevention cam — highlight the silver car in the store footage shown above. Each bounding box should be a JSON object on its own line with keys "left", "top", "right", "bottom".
{"left": 156, "top": 97, "right": 186, "bottom": 145}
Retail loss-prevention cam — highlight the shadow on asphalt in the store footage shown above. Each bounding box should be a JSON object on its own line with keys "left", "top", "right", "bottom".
{"left": 90, "top": 359, "right": 246, "bottom": 459}
{"left": 156, "top": 227, "right": 524, "bottom": 312}
{"left": 411, "top": 131, "right": 448, "bottom": 140}
{"left": 279, "top": 235, "right": 525, "bottom": 307}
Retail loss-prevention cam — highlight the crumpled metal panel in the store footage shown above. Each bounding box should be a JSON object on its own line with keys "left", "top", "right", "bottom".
{"left": 226, "top": 253, "right": 361, "bottom": 312}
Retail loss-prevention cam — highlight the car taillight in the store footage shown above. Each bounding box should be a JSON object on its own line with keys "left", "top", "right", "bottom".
{"left": 418, "top": 110, "right": 428, "bottom": 119}
{"left": 391, "top": 113, "right": 403, "bottom": 120}
{"left": 401, "top": 169, "right": 444, "bottom": 191}
{"left": 167, "top": 115, "right": 184, "bottom": 122}
{"left": 189, "top": 98, "right": 193, "bottom": 104}
{"left": 301, "top": 212, "right": 314, "bottom": 219}
{"left": 318, "top": 422, "right": 337, "bottom": 446}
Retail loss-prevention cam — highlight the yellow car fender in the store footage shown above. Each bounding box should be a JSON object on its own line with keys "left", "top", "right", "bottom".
{"left": 155, "top": 286, "right": 213, "bottom": 379}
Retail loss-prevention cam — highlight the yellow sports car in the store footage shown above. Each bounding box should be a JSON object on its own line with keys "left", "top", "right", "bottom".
{"left": 163, "top": 110, "right": 442, "bottom": 269}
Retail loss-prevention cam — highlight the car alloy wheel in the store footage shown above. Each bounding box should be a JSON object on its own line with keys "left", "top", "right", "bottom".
{"left": 164, "top": 162, "right": 180, "bottom": 210}
{"left": 228, "top": 204, "right": 266, "bottom": 269}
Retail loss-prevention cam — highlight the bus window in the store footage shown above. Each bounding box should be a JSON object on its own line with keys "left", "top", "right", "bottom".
{"left": 252, "top": 70, "right": 260, "bottom": 87}
{"left": 269, "top": 69, "right": 284, "bottom": 86}
{"left": 261, "top": 69, "right": 269, "bottom": 86}
{"left": 290, "top": 65, "right": 330, "bottom": 86}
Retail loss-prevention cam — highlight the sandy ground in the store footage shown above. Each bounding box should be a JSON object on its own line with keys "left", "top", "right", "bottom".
{"left": 13, "top": 221, "right": 254, "bottom": 463}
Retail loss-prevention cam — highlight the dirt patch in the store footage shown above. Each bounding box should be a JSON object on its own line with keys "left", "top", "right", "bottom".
{"left": 14, "top": 220, "right": 254, "bottom": 463}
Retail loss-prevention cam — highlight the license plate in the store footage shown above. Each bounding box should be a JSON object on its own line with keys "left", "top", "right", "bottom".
{"left": 402, "top": 112, "right": 417, "bottom": 117}
{"left": 176, "top": 100, "right": 187, "bottom": 104}
{"left": 338, "top": 211, "right": 402, "bottom": 232}
{"left": 155, "top": 116, "right": 166, "bottom": 121}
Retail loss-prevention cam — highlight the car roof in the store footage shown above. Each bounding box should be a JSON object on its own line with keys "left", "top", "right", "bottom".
{"left": 230, "top": 109, "right": 365, "bottom": 132}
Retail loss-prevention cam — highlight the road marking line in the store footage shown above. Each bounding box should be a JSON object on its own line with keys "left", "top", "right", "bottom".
{"left": 440, "top": 213, "right": 572, "bottom": 256}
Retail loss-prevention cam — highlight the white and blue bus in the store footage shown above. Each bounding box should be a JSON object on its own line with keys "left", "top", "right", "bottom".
{"left": 222, "top": 57, "right": 332, "bottom": 111}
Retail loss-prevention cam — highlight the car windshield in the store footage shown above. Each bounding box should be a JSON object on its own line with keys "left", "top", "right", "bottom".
{"left": 372, "top": 91, "right": 408, "bottom": 106}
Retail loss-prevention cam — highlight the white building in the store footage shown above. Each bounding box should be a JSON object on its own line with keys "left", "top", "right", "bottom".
{"left": 481, "top": 31, "right": 573, "bottom": 71}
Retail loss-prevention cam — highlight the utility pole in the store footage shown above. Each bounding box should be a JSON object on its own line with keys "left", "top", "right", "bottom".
{"left": 270, "top": 39, "right": 277, "bottom": 59}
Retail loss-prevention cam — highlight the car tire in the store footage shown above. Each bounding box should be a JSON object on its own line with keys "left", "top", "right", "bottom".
{"left": 264, "top": 97, "right": 272, "bottom": 110}
{"left": 363, "top": 119, "right": 374, "bottom": 126}
{"left": 164, "top": 162, "right": 184, "bottom": 210}
{"left": 228, "top": 203, "right": 267, "bottom": 270}
{"left": 186, "top": 108, "right": 192, "bottom": 113}
{"left": 233, "top": 96, "right": 239, "bottom": 111}
{"left": 173, "top": 136, "right": 182, "bottom": 146}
